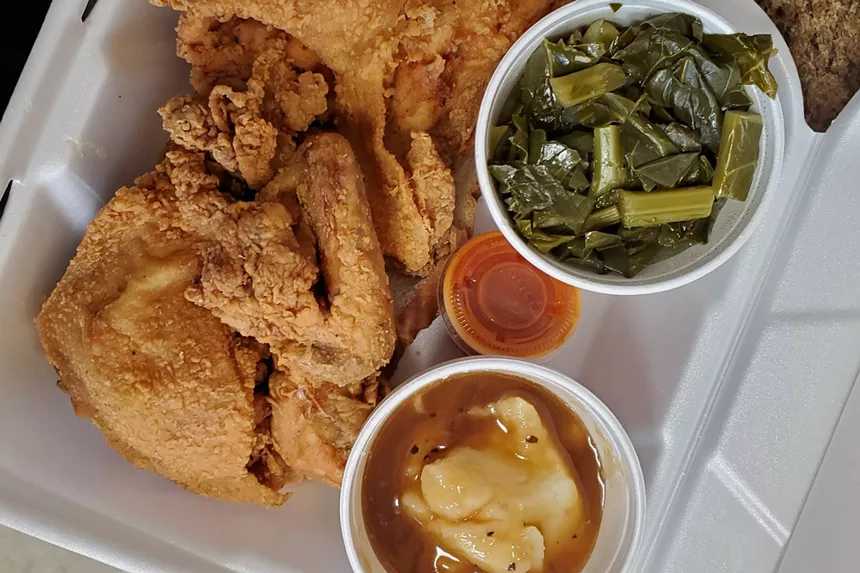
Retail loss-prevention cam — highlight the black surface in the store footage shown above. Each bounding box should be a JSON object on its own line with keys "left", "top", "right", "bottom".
{"left": 0, "top": 0, "right": 54, "bottom": 117}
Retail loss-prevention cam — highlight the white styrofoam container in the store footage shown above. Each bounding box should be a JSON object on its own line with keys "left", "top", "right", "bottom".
{"left": 0, "top": 0, "right": 858, "bottom": 572}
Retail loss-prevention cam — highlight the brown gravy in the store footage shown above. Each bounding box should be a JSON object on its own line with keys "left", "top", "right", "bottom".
{"left": 362, "top": 371, "right": 604, "bottom": 573}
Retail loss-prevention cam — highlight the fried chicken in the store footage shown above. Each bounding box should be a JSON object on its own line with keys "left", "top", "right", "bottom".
{"left": 36, "top": 160, "right": 291, "bottom": 506}
{"left": 37, "top": 134, "right": 395, "bottom": 503}
{"left": 153, "top": 0, "right": 566, "bottom": 350}
{"left": 160, "top": 23, "right": 329, "bottom": 189}
{"left": 38, "top": 0, "right": 568, "bottom": 506}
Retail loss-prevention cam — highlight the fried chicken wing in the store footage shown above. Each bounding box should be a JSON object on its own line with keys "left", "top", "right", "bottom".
{"left": 183, "top": 133, "right": 395, "bottom": 386}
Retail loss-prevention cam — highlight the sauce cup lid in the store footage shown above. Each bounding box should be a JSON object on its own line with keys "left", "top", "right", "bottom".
{"left": 439, "top": 231, "right": 580, "bottom": 358}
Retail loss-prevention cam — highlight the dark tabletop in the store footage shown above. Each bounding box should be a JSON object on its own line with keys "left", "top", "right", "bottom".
{"left": 0, "top": 1, "right": 53, "bottom": 115}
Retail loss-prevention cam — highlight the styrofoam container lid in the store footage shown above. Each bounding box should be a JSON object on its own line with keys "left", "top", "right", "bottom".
{"left": 340, "top": 357, "right": 647, "bottom": 573}
{"left": 475, "top": 0, "right": 786, "bottom": 295}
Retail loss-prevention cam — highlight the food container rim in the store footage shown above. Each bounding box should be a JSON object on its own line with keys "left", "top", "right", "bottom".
{"left": 474, "top": 0, "right": 786, "bottom": 295}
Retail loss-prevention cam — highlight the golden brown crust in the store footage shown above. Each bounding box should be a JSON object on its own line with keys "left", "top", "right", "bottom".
{"left": 153, "top": 0, "right": 564, "bottom": 275}
{"left": 185, "top": 133, "right": 396, "bottom": 388}
{"left": 161, "top": 33, "right": 328, "bottom": 190}
{"left": 36, "top": 168, "right": 288, "bottom": 506}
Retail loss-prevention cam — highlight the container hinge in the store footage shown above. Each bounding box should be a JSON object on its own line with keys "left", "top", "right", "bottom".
{"left": 0, "top": 181, "right": 11, "bottom": 222}
{"left": 81, "top": 0, "right": 99, "bottom": 23}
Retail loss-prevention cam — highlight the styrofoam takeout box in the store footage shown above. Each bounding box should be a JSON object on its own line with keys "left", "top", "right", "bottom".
{"left": 476, "top": 0, "right": 785, "bottom": 295}
{"left": 0, "top": 0, "right": 859, "bottom": 572}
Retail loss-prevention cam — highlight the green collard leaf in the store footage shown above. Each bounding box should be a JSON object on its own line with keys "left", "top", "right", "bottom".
{"left": 509, "top": 113, "right": 530, "bottom": 162}
{"left": 618, "top": 225, "right": 660, "bottom": 247}
{"left": 567, "top": 164, "right": 590, "bottom": 193}
{"left": 600, "top": 92, "right": 640, "bottom": 120}
{"left": 656, "top": 196, "right": 724, "bottom": 250}
{"left": 545, "top": 39, "right": 605, "bottom": 76}
{"left": 626, "top": 242, "right": 661, "bottom": 276}
{"left": 660, "top": 122, "right": 701, "bottom": 152}
{"left": 609, "top": 27, "right": 637, "bottom": 56}
{"left": 521, "top": 46, "right": 564, "bottom": 127}
{"left": 680, "top": 154, "right": 714, "bottom": 186}
{"left": 644, "top": 57, "right": 723, "bottom": 152}
{"left": 602, "top": 244, "right": 632, "bottom": 276}
{"left": 621, "top": 112, "right": 680, "bottom": 167}
{"left": 489, "top": 164, "right": 517, "bottom": 187}
{"left": 651, "top": 103, "right": 676, "bottom": 122}
{"left": 527, "top": 128, "right": 547, "bottom": 164}
{"left": 640, "top": 13, "right": 704, "bottom": 42}
{"left": 555, "top": 130, "right": 594, "bottom": 157}
{"left": 687, "top": 46, "right": 752, "bottom": 110}
{"left": 632, "top": 152, "right": 700, "bottom": 190}
{"left": 658, "top": 218, "right": 708, "bottom": 249}
{"left": 528, "top": 229, "right": 576, "bottom": 254}
{"left": 563, "top": 250, "right": 607, "bottom": 274}
{"left": 560, "top": 92, "right": 642, "bottom": 129}
{"left": 703, "top": 33, "right": 779, "bottom": 98}
{"left": 561, "top": 100, "right": 616, "bottom": 128}
{"left": 495, "top": 165, "right": 594, "bottom": 235}
{"left": 553, "top": 238, "right": 587, "bottom": 261}
{"left": 585, "top": 231, "right": 623, "bottom": 251}
{"left": 499, "top": 165, "right": 564, "bottom": 216}
{"left": 613, "top": 26, "right": 695, "bottom": 83}
{"left": 489, "top": 125, "right": 512, "bottom": 162}
{"left": 528, "top": 129, "right": 583, "bottom": 183}
{"left": 515, "top": 217, "right": 534, "bottom": 238}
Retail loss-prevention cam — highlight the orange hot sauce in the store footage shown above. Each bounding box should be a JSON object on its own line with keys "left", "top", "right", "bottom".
{"left": 440, "top": 231, "right": 580, "bottom": 357}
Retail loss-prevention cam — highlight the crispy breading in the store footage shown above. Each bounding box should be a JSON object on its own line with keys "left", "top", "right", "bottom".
{"left": 187, "top": 133, "right": 396, "bottom": 386}
{"left": 269, "top": 372, "right": 377, "bottom": 487}
{"left": 36, "top": 164, "right": 289, "bottom": 506}
{"left": 37, "top": 137, "right": 395, "bottom": 500}
{"left": 161, "top": 31, "right": 328, "bottom": 189}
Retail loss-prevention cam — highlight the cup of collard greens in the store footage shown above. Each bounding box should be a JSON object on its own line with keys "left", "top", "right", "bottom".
{"left": 476, "top": 0, "right": 785, "bottom": 295}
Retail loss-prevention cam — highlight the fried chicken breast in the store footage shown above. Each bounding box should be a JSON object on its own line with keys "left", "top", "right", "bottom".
{"left": 36, "top": 160, "right": 291, "bottom": 506}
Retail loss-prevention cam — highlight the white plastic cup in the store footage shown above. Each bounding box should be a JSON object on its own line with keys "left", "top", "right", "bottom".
{"left": 340, "top": 357, "right": 646, "bottom": 573}
{"left": 475, "top": 0, "right": 785, "bottom": 295}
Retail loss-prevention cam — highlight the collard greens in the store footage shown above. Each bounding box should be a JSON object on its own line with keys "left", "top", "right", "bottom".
{"left": 490, "top": 12, "right": 777, "bottom": 277}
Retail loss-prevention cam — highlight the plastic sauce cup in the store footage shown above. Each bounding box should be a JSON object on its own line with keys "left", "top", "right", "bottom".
{"left": 439, "top": 231, "right": 580, "bottom": 358}
{"left": 340, "top": 357, "right": 647, "bottom": 573}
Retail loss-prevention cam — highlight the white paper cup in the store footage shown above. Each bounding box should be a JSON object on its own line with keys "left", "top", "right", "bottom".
{"left": 340, "top": 357, "right": 646, "bottom": 573}
{"left": 475, "top": 0, "right": 785, "bottom": 295}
